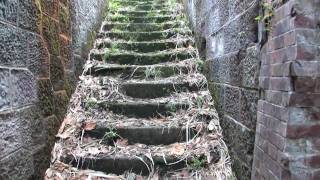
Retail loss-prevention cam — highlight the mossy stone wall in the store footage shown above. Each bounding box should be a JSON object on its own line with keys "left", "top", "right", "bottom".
{"left": 0, "top": 0, "right": 106, "bottom": 179}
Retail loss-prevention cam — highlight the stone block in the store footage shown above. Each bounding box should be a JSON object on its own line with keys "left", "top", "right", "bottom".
{"left": 231, "top": 153, "right": 252, "bottom": 180}
{"left": 208, "top": 82, "right": 225, "bottom": 116}
{"left": 64, "top": 70, "right": 77, "bottom": 97}
{"left": 288, "top": 93, "right": 320, "bottom": 107}
{"left": 42, "top": 15, "right": 60, "bottom": 56}
{"left": 17, "top": 0, "right": 38, "bottom": 32}
{"left": 27, "top": 34, "right": 50, "bottom": 78}
{"left": 0, "top": 22, "right": 49, "bottom": 77}
{"left": 0, "top": 106, "right": 39, "bottom": 159}
{"left": 288, "top": 107, "right": 320, "bottom": 124}
{"left": 221, "top": 115, "right": 255, "bottom": 167}
{"left": 240, "top": 89, "right": 259, "bottom": 130}
{"left": 0, "top": 22, "right": 29, "bottom": 66}
{"left": 206, "top": 52, "right": 243, "bottom": 86}
{"left": 228, "top": 0, "right": 256, "bottom": 19}
{"left": 209, "top": 2, "right": 258, "bottom": 57}
{"left": 53, "top": 91, "right": 69, "bottom": 121}
{"left": 240, "top": 46, "right": 260, "bottom": 88}
{"left": 50, "top": 56, "right": 65, "bottom": 91}
{"left": 291, "top": 60, "right": 320, "bottom": 77}
{"left": 0, "top": 148, "right": 34, "bottom": 180}
{"left": 43, "top": 115, "right": 60, "bottom": 148}
{"left": 38, "top": 79, "right": 54, "bottom": 116}
{"left": 204, "top": 0, "right": 229, "bottom": 37}
{"left": 0, "top": 0, "right": 18, "bottom": 23}
{"left": 10, "top": 69, "right": 37, "bottom": 108}
{"left": 59, "top": 2, "right": 71, "bottom": 36}
{"left": 39, "top": 0, "right": 59, "bottom": 18}
{"left": 224, "top": 86, "right": 240, "bottom": 120}
{"left": 0, "top": 68, "right": 10, "bottom": 110}
{"left": 296, "top": 29, "right": 320, "bottom": 46}
{"left": 29, "top": 145, "right": 50, "bottom": 180}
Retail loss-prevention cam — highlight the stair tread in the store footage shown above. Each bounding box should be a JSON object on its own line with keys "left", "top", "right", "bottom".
{"left": 47, "top": 0, "right": 231, "bottom": 178}
{"left": 91, "top": 47, "right": 195, "bottom": 56}
{"left": 47, "top": 161, "right": 221, "bottom": 180}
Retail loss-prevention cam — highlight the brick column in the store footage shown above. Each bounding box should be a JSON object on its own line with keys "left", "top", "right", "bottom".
{"left": 252, "top": 0, "right": 320, "bottom": 179}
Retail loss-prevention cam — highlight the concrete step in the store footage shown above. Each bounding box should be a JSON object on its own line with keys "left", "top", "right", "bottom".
{"left": 114, "top": 4, "right": 170, "bottom": 11}
{"left": 109, "top": 10, "right": 175, "bottom": 17}
{"left": 85, "top": 126, "right": 196, "bottom": 145}
{"left": 112, "top": 0, "right": 167, "bottom": 6}
{"left": 59, "top": 137, "right": 220, "bottom": 176}
{"left": 101, "top": 21, "right": 185, "bottom": 32}
{"left": 88, "top": 101, "right": 189, "bottom": 118}
{"left": 97, "top": 29, "right": 192, "bottom": 41}
{"left": 90, "top": 48, "right": 197, "bottom": 65}
{"left": 120, "top": 74, "right": 206, "bottom": 98}
{"left": 85, "top": 59, "right": 195, "bottom": 79}
{"left": 106, "top": 15, "right": 176, "bottom": 23}
{"left": 95, "top": 38, "right": 193, "bottom": 53}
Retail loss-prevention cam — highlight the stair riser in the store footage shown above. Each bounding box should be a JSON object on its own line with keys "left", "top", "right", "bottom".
{"left": 86, "top": 66, "right": 189, "bottom": 79}
{"left": 108, "top": 53, "right": 193, "bottom": 65}
{"left": 86, "top": 127, "right": 196, "bottom": 145}
{"left": 112, "top": 0, "right": 167, "bottom": 6}
{"left": 110, "top": 10, "right": 173, "bottom": 17}
{"left": 107, "top": 16, "right": 174, "bottom": 23}
{"left": 121, "top": 82, "right": 202, "bottom": 98}
{"left": 119, "top": 5, "right": 169, "bottom": 11}
{"left": 98, "top": 102, "right": 189, "bottom": 118}
{"left": 64, "top": 156, "right": 187, "bottom": 176}
{"left": 96, "top": 41, "right": 191, "bottom": 53}
{"left": 102, "top": 22, "right": 183, "bottom": 32}
{"left": 98, "top": 31, "right": 191, "bottom": 41}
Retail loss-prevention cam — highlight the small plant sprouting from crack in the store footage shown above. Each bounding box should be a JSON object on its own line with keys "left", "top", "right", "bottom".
{"left": 189, "top": 157, "right": 207, "bottom": 170}
{"left": 84, "top": 98, "right": 97, "bottom": 109}
{"left": 99, "top": 128, "right": 121, "bottom": 145}
{"left": 165, "top": 102, "right": 177, "bottom": 112}
{"left": 196, "top": 59, "right": 204, "bottom": 72}
{"left": 255, "top": 2, "right": 274, "bottom": 32}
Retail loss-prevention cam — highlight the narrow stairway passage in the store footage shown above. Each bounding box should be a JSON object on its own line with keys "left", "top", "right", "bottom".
{"left": 46, "top": 0, "right": 232, "bottom": 179}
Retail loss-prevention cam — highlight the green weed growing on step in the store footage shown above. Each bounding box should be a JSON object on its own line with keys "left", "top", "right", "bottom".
{"left": 85, "top": 98, "right": 97, "bottom": 109}
{"left": 109, "top": 0, "right": 121, "bottom": 11}
{"left": 99, "top": 128, "right": 120, "bottom": 145}
{"left": 165, "top": 102, "right": 177, "bottom": 112}
{"left": 196, "top": 96, "right": 204, "bottom": 108}
{"left": 196, "top": 59, "right": 204, "bottom": 72}
{"left": 189, "top": 157, "right": 207, "bottom": 169}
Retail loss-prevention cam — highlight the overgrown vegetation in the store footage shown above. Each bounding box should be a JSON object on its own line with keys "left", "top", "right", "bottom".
{"left": 255, "top": 2, "right": 274, "bottom": 32}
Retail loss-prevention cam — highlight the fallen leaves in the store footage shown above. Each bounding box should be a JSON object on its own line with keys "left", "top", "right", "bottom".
{"left": 56, "top": 117, "right": 77, "bottom": 139}
{"left": 169, "top": 143, "right": 185, "bottom": 156}
{"left": 83, "top": 121, "right": 97, "bottom": 130}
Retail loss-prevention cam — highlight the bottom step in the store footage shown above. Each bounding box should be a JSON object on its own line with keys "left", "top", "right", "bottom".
{"left": 46, "top": 161, "right": 226, "bottom": 180}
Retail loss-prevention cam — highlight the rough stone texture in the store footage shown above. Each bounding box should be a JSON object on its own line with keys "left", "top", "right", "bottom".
{"left": 182, "top": 0, "right": 260, "bottom": 179}
{"left": 252, "top": 0, "right": 320, "bottom": 179}
{"left": 0, "top": 0, "right": 106, "bottom": 179}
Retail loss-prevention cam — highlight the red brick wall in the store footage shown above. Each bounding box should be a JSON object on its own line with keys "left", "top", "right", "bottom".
{"left": 252, "top": 0, "right": 320, "bottom": 179}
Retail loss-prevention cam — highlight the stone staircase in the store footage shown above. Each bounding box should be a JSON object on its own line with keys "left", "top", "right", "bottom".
{"left": 45, "top": 0, "right": 231, "bottom": 179}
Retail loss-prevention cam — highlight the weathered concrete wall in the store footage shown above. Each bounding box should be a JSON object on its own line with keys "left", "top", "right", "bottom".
{"left": 0, "top": 0, "right": 106, "bottom": 179}
{"left": 182, "top": 0, "right": 260, "bottom": 179}
{"left": 252, "top": 0, "right": 320, "bottom": 179}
